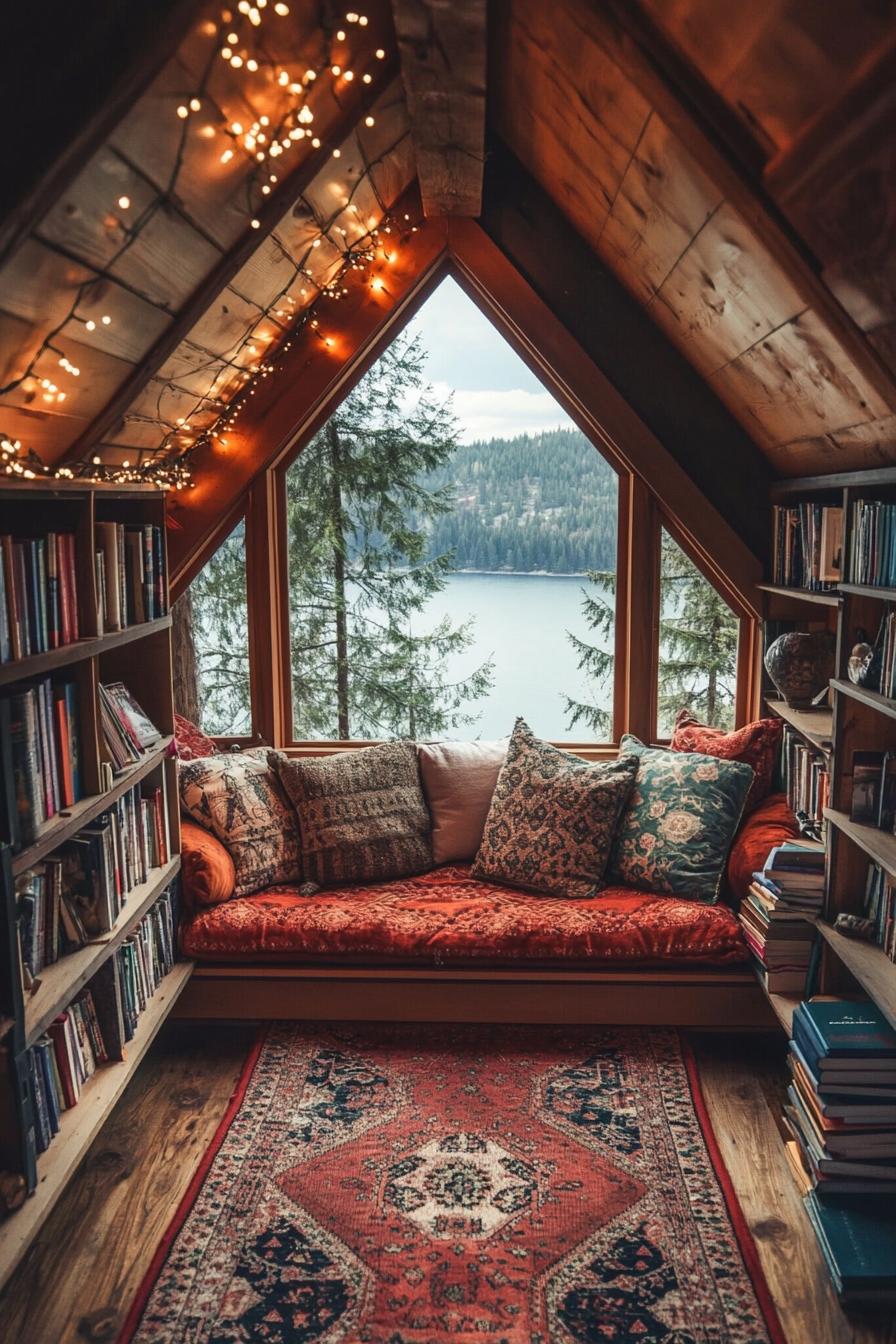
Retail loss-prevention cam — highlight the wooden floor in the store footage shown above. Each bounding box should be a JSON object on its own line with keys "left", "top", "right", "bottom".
{"left": 0, "top": 1025, "right": 894, "bottom": 1344}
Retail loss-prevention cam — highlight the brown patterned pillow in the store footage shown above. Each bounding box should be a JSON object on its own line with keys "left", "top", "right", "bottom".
{"left": 179, "top": 750, "right": 302, "bottom": 898}
{"left": 268, "top": 741, "right": 432, "bottom": 888}
{"left": 472, "top": 718, "right": 639, "bottom": 898}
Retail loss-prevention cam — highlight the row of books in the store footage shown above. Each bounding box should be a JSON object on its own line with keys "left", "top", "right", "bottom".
{"left": 95, "top": 521, "right": 166, "bottom": 633}
{"left": 863, "top": 863, "right": 896, "bottom": 963}
{"left": 15, "top": 773, "right": 171, "bottom": 985}
{"left": 741, "top": 841, "right": 824, "bottom": 993}
{"left": 0, "top": 532, "right": 80, "bottom": 663}
{"left": 17, "top": 884, "right": 178, "bottom": 1189}
{"left": 771, "top": 504, "right": 843, "bottom": 591}
{"left": 784, "top": 1000, "right": 896, "bottom": 1303}
{"left": 849, "top": 749, "right": 896, "bottom": 834}
{"left": 781, "top": 726, "right": 829, "bottom": 834}
{"left": 0, "top": 678, "right": 82, "bottom": 850}
{"left": 849, "top": 499, "right": 896, "bottom": 589}
{"left": 99, "top": 681, "right": 163, "bottom": 776}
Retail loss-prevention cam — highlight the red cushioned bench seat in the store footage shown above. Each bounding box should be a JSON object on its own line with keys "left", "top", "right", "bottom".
{"left": 181, "top": 863, "right": 749, "bottom": 967}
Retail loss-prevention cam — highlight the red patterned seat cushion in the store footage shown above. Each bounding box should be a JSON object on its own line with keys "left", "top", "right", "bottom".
{"left": 181, "top": 864, "right": 748, "bottom": 966}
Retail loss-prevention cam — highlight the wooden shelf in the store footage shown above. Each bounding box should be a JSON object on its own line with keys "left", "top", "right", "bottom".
{"left": 22, "top": 856, "right": 181, "bottom": 1048}
{"left": 756, "top": 582, "right": 841, "bottom": 606}
{"left": 838, "top": 583, "right": 896, "bottom": 601}
{"left": 824, "top": 807, "right": 896, "bottom": 877}
{"left": 0, "top": 616, "right": 172, "bottom": 689}
{"left": 11, "top": 735, "right": 174, "bottom": 878}
{"left": 0, "top": 960, "right": 192, "bottom": 1293}
{"left": 831, "top": 678, "right": 896, "bottom": 721}
{"left": 765, "top": 698, "right": 833, "bottom": 753}
{"left": 816, "top": 921, "right": 896, "bottom": 1032}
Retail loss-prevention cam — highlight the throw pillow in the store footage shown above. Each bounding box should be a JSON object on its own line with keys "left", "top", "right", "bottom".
{"left": 670, "top": 709, "right": 782, "bottom": 815}
{"left": 179, "top": 750, "right": 302, "bottom": 898}
{"left": 180, "top": 821, "right": 236, "bottom": 907}
{"left": 472, "top": 717, "right": 639, "bottom": 899}
{"left": 174, "top": 712, "right": 217, "bottom": 761}
{"left": 269, "top": 740, "right": 432, "bottom": 887}
{"left": 418, "top": 739, "right": 508, "bottom": 865}
{"left": 607, "top": 734, "right": 754, "bottom": 903}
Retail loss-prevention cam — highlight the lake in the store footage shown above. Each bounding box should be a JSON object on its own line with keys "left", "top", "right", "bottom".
{"left": 414, "top": 572, "right": 611, "bottom": 740}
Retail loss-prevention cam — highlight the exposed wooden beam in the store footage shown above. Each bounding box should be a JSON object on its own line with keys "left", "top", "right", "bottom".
{"left": 168, "top": 202, "right": 448, "bottom": 589}
{"left": 0, "top": 0, "right": 198, "bottom": 269}
{"left": 391, "top": 0, "right": 486, "bottom": 216}
{"left": 574, "top": 0, "right": 896, "bottom": 418}
{"left": 65, "top": 54, "right": 400, "bottom": 466}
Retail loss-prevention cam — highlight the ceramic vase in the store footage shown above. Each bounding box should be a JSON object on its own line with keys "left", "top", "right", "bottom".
{"left": 764, "top": 630, "right": 835, "bottom": 708}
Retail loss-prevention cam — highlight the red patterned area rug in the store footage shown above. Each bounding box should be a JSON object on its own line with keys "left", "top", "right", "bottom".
{"left": 119, "top": 1026, "right": 785, "bottom": 1344}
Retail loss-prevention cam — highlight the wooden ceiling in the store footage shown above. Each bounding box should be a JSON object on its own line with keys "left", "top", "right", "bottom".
{"left": 490, "top": 0, "right": 896, "bottom": 476}
{"left": 0, "top": 0, "right": 893, "bottom": 557}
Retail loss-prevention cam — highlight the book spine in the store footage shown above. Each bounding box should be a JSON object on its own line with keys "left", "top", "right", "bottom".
{"left": 45, "top": 532, "right": 59, "bottom": 650}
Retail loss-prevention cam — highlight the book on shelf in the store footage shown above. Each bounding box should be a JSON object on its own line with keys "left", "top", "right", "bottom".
{"left": 98, "top": 681, "right": 163, "bottom": 774}
{"left": 862, "top": 862, "right": 896, "bottom": 963}
{"left": 781, "top": 727, "right": 829, "bottom": 834}
{"left": 94, "top": 521, "right": 166, "bottom": 635}
{"left": 14, "top": 882, "right": 177, "bottom": 1175}
{"left": 0, "top": 678, "right": 82, "bottom": 849}
{"left": 849, "top": 750, "right": 896, "bottom": 834}
{"left": 849, "top": 499, "right": 896, "bottom": 589}
{"left": 0, "top": 532, "right": 79, "bottom": 663}
{"left": 742, "top": 841, "right": 824, "bottom": 994}
{"left": 772, "top": 503, "right": 842, "bottom": 591}
{"left": 14, "top": 774, "right": 171, "bottom": 982}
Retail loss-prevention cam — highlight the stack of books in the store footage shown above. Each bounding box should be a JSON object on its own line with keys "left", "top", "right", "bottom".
{"left": 863, "top": 863, "right": 896, "bottom": 963}
{"left": 850, "top": 749, "right": 896, "bottom": 834}
{"left": 848, "top": 499, "right": 896, "bottom": 588}
{"left": 26, "top": 987, "right": 109, "bottom": 1156}
{"left": 743, "top": 841, "right": 824, "bottom": 993}
{"left": 94, "top": 521, "right": 166, "bottom": 633}
{"left": 0, "top": 531, "right": 80, "bottom": 662}
{"left": 0, "top": 678, "right": 82, "bottom": 848}
{"left": 772, "top": 502, "right": 843, "bottom": 591}
{"left": 784, "top": 1000, "right": 896, "bottom": 1303}
{"left": 785, "top": 1001, "right": 896, "bottom": 1197}
{"left": 14, "top": 775, "right": 171, "bottom": 987}
{"left": 114, "top": 886, "right": 177, "bottom": 1042}
{"left": 99, "top": 681, "right": 163, "bottom": 776}
{"left": 781, "top": 726, "right": 829, "bottom": 833}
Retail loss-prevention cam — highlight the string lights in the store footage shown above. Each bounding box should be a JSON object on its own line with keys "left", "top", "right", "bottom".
{"left": 0, "top": 6, "right": 400, "bottom": 493}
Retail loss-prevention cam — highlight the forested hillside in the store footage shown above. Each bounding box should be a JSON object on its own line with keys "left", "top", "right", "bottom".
{"left": 421, "top": 427, "right": 617, "bottom": 573}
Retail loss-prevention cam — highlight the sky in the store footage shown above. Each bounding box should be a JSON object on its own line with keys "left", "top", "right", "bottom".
{"left": 404, "top": 275, "right": 575, "bottom": 443}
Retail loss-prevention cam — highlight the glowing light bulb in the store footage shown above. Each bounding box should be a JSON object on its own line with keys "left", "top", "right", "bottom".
{"left": 221, "top": 47, "right": 232, "bottom": 59}
{"left": 231, "top": 54, "right": 243, "bottom": 67}
{"left": 370, "top": 276, "right": 384, "bottom": 291}
{"left": 85, "top": 319, "right": 96, "bottom": 331}
{"left": 331, "top": 64, "right": 341, "bottom": 75}
{"left": 189, "top": 97, "right": 201, "bottom": 111}
{"left": 359, "top": 14, "right": 368, "bottom": 24}
{"left": 220, "top": 148, "right": 234, "bottom": 163}
{"left": 332, "top": 147, "right": 341, "bottom": 158}
{"left": 336, "top": 29, "right": 346, "bottom": 40}
{"left": 250, "top": 218, "right": 261, "bottom": 228}
{"left": 274, "top": 1, "right": 289, "bottom": 12}
{"left": 227, "top": 31, "right": 238, "bottom": 42}
{"left": 177, "top": 104, "right": 189, "bottom": 118}
{"left": 364, "top": 115, "right": 374, "bottom": 127}
{"left": 375, "top": 47, "right": 385, "bottom": 58}
{"left": 324, "top": 337, "right": 334, "bottom": 347}
{"left": 246, "top": 57, "right": 259, "bottom": 70}
{"left": 101, "top": 314, "right": 112, "bottom": 325}
{"left": 362, "top": 72, "right": 372, "bottom": 83}
{"left": 118, "top": 194, "right": 131, "bottom": 209}
{"left": 343, "top": 69, "right": 354, "bottom": 80}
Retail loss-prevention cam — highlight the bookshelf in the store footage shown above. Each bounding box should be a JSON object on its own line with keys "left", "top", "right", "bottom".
{"left": 0, "top": 481, "right": 189, "bottom": 1291}
{"left": 761, "top": 466, "right": 896, "bottom": 1036}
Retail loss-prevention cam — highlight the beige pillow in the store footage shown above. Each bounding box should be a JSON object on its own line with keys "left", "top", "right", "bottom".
{"left": 418, "top": 739, "right": 508, "bottom": 864}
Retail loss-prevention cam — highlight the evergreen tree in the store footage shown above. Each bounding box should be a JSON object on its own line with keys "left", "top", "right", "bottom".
{"left": 286, "top": 331, "right": 493, "bottom": 739}
{"left": 188, "top": 520, "right": 252, "bottom": 735}
{"left": 563, "top": 531, "right": 738, "bottom": 736}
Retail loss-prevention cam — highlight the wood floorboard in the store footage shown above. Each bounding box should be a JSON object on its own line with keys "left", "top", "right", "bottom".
{"left": 0, "top": 1025, "right": 893, "bottom": 1343}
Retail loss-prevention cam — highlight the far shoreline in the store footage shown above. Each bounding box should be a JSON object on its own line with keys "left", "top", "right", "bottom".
{"left": 452, "top": 568, "right": 594, "bottom": 578}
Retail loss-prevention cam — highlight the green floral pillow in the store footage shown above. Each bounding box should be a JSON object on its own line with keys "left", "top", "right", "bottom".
{"left": 607, "top": 735, "right": 754, "bottom": 903}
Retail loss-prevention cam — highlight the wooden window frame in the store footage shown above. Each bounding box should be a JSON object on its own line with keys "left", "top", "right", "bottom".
{"left": 180, "top": 218, "right": 762, "bottom": 754}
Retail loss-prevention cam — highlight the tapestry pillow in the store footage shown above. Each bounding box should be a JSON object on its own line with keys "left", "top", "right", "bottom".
{"left": 670, "top": 709, "right": 782, "bottom": 815}
{"left": 179, "top": 749, "right": 302, "bottom": 899}
{"left": 174, "top": 712, "right": 217, "bottom": 761}
{"left": 180, "top": 821, "right": 236, "bottom": 908}
{"left": 607, "top": 734, "right": 754, "bottom": 903}
{"left": 472, "top": 717, "right": 639, "bottom": 899}
{"left": 418, "top": 739, "right": 508, "bottom": 865}
{"left": 269, "top": 740, "right": 432, "bottom": 888}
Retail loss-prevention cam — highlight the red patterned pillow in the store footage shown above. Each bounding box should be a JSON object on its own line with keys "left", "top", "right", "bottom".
{"left": 670, "top": 710, "right": 782, "bottom": 815}
{"left": 174, "top": 712, "right": 217, "bottom": 761}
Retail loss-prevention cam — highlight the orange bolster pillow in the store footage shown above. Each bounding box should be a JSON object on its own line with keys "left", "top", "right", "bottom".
{"left": 180, "top": 820, "right": 237, "bottom": 907}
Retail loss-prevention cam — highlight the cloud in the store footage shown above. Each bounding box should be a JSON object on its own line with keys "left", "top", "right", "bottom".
{"left": 427, "top": 382, "right": 575, "bottom": 443}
